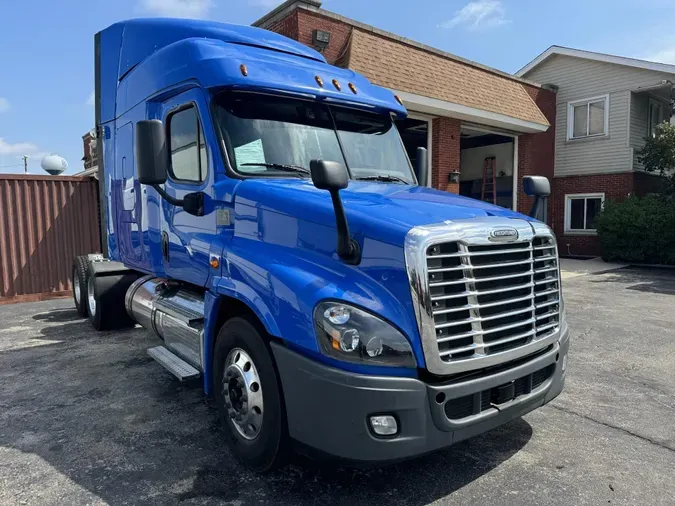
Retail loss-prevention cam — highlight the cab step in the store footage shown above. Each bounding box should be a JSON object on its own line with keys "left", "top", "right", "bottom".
{"left": 147, "top": 346, "right": 201, "bottom": 381}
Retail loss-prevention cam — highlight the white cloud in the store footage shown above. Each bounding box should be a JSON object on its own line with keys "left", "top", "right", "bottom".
{"left": 0, "top": 97, "right": 9, "bottom": 113}
{"left": 645, "top": 46, "right": 675, "bottom": 65}
{"left": 0, "top": 138, "right": 49, "bottom": 162}
{"left": 87, "top": 91, "right": 95, "bottom": 106}
{"left": 140, "top": 0, "right": 213, "bottom": 18}
{"left": 439, "top": 0, "right": 510, "bottom": 31}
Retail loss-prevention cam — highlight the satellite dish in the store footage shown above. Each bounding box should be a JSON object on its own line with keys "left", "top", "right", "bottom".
{"left": 41, "top": 154, "right": 68, "bottom": 176}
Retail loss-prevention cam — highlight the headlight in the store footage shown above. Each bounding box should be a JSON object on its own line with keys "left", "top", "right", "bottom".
{"left": 314, "top": 302, "right": 416, "bottom": 368}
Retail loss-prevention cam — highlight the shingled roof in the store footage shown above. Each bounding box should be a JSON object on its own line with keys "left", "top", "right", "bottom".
{"left": 254, "top": 0, "right": 550, "bottom": 131}
{"left": 344, "top": 29, "right": 549, "bottom": 128}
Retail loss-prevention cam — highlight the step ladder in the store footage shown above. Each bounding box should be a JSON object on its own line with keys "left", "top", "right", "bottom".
{"left": 147, "top": 346, "right": 201, "bottom": 382}
{"left": 481, "top": 156, "right": 497, "bottom": 205}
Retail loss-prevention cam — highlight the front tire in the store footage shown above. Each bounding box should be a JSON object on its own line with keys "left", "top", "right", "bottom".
{"left": 72, "top": 256, "right": 89, "bottom": 317}
{"left": 213, "top": 316, "right": 290, "bottom": 472}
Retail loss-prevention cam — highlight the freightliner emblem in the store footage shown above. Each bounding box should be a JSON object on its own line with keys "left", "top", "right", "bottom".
{"left": 489, "top": 228, "right": 519, "bottom": 242}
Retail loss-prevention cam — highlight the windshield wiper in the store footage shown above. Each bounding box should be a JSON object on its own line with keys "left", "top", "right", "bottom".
{"left": 355, "top": 175, "right": 410, "bottom": 184}
{"left": 240, "top": 163, "right": 310, "bottom": 175}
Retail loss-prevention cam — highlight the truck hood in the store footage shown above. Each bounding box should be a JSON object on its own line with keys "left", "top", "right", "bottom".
{"left": 234, "top": 179, "right": 532, "bottom": 246}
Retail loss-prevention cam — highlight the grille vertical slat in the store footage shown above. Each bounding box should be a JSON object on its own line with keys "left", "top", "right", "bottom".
{"left": 427, "top": 235, "right": 561, "bottom": 364}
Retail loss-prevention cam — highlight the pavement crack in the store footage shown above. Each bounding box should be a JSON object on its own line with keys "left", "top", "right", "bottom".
{"left": 550, "top": 404, "right": 675, "bottom": 454}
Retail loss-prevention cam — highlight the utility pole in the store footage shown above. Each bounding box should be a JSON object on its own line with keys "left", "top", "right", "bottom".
{"left": 22, "top": 155, "right": 28, "bottom": 174}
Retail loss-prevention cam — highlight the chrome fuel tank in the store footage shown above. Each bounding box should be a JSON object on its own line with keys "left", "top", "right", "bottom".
{"left": 126, "top": 276, "right": 205, "bottom": 370}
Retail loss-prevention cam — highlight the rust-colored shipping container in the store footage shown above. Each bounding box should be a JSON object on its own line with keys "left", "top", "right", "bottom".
{"left": 0, "top": 174, "right": 100, "bottom": 304}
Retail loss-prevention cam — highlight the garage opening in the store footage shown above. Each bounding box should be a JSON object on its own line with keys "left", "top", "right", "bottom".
{"left": 460, "top": 126, "right": 515, "bottom": 210}
{"left": 396, "top": 117, "right": 429, "bottom": 183}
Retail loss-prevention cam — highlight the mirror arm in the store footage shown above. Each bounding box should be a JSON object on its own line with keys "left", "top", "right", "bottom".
{"left": 329, "top": 190, "right": 361, "bottom": 265}
{"left": 529, "top": 196, "right": 548, "bottom": 221}
{"left": 152, "top": 184, "right": 184, "bottom": 207}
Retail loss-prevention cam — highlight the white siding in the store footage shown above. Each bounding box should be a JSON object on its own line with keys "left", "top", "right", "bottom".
{"left": 524, "top": 55, "right": 675, "bottom": 176}
{"left": 631, "top": 93, "right": 649, "bottom": 170}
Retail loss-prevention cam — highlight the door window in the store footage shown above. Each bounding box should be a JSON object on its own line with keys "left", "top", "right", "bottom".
{"left": 167, "top": 105, "right": 207, "bottom": 183}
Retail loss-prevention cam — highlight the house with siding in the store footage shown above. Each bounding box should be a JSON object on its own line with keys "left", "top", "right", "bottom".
{"left": 517, "top": 46, "right": 674, "bottom": 256}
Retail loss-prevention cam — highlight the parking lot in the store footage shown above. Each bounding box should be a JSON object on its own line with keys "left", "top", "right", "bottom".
{"left": 1, "top": 267, "right": 674, "bottom": 505}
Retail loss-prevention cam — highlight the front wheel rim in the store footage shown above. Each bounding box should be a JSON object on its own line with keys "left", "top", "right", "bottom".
{"left": 87, "top": 275, "right": 96, "bottom": 317}
{"left": 222, "top": 348, "right": 264, "bottom": 440}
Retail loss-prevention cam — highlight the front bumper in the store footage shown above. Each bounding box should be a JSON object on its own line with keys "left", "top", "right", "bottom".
{"left": 271, "top": 325, "right": 569, "bottom": 462}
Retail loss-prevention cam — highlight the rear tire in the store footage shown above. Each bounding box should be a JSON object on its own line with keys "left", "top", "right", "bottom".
{"left": 87, "top": 264, "right": 137, "bottom": 331}
{"left": 72, "top": 256, "right": 89, "bottom": 317}
{"left": 213, "top": 316, "right": 290, "bottom": 472}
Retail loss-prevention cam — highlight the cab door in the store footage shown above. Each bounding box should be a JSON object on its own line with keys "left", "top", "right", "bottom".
{"left": 159, "top": 89, "right": 216, "bottom": 287}
{"left": 114, "top": 121, "right": 144, "bottom": 266}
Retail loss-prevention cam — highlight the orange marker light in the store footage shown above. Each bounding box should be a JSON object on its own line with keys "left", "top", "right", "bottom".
{"left": 332, "top": 79, "right": 341, "bottom": 91}
{"left": 240, "top": 64, "right": 248, "bottom": 77}
{"left": 394, "top": 95, "right": 403, "bottom": 106}
{"left": 348, "top": 82, "right": 357, "bottom": 94}
{"left": 210, "top": 258, "right": 220, "bottom": 269}
{"left": 315, "top": 76, "right": 324, "bottom": 87}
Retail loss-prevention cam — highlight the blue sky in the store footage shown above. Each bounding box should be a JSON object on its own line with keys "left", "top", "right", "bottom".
{"left": 1, "top": 0, "right": 674, "bottom": 174}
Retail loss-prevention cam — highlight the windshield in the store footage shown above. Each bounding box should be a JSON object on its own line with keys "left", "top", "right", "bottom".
{"left": 213, "top": 92, "right": 415, "bottom": 184}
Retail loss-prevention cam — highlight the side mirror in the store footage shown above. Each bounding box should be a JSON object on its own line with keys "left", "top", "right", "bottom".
{"left": 135, "top": 119, "right": 205, "bottom": 217}
{"left": 136, "top": 120, "right": 168, "bottom": 185}
{"left": 310, "top": 159, "right": 349, "bottom": 191}
{"left": 523, "top": 176, "right": 550, "bottom": 198}
{"left": 415, "top": 147, "right": 428, "bottom": 187}
{"left": 523, "top": 175, "right": 550, "bottom": 222}
{"left": 310, "top": 159, "right": 360, "bottom": 265}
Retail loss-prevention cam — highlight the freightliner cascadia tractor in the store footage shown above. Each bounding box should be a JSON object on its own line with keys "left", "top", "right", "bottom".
{"left": 71, "top": 18, "right": 569, "bottom": 471}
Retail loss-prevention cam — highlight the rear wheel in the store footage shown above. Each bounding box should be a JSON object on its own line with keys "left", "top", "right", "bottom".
{"left": 213, "top": 316, "right": 290, "bottom": 472}
{"left": 72, "top": 256, "right": 89, "bottom": 317}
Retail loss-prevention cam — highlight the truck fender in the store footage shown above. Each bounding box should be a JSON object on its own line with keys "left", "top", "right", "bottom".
{"left": 202, "top": 280, "right": 280, "bottom": 395}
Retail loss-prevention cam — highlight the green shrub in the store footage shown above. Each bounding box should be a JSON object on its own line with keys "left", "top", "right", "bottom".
{"left": 596, "top": 195, "right": 675, "bottom": 264}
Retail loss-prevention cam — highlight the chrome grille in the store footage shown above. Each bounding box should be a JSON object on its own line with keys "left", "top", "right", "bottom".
{"left": 426, "top": 235, "right": 560, "bottom": 363}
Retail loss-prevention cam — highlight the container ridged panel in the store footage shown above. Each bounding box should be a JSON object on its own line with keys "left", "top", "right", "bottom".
{"left": 0, "top": 174, "right": 100, "bottom": 303}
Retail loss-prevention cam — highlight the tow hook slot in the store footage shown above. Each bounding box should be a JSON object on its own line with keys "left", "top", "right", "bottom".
{"left": 492, "top": 381, "right": 516, "bottom": 405}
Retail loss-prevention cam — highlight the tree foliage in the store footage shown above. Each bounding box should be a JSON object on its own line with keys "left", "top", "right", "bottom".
{"left": 596, "top": 196, "right": 675, "bottom": 264}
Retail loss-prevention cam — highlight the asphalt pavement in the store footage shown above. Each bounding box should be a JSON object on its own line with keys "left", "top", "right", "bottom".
{"left": 0, "top": 266, "right": 674, "bottom": 505}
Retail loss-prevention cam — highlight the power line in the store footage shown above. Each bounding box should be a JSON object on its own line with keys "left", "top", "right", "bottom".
{"left": 0, "top": 163, "right": 24, "bottom": 169}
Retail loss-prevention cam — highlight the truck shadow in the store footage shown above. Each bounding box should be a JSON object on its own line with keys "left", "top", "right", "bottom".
{"left": 0, "top": 301, "right": 532, "bottom": 506}
{"left": 182, "top": 418, "right": 532, "bottom": 505}
{"left": 586, "top": 267, "right": 675, "bottom": 295}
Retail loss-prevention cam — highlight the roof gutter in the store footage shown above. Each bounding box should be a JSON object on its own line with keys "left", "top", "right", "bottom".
{"left": 393, "top": 90, "right": 549, "bottom": 134}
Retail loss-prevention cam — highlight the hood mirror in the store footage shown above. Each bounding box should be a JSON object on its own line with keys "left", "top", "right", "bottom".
{"left": 310, "top": 159, "right": 361, "bottom": 265}
{"left": 523, "top": 175, "right": 550, "bottom": 222}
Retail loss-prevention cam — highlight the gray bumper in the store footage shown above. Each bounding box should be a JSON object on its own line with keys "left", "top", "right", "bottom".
{"left": 271, "top": 326, "right": 569, "bottom": 462}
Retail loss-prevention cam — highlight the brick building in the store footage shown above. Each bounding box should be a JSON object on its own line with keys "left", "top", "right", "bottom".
{"left": 518, "top": 46, "right": 674, "bottom": 256}
{"left": 254, "top": 0, "right": 556, "bottom": 218}
{"left": 77, "top": 130, "right": 98, "bottom": 178}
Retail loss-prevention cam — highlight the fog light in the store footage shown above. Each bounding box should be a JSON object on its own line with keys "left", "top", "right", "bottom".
{"left": 369, "top": 415, "right": 398, "bottom": 436}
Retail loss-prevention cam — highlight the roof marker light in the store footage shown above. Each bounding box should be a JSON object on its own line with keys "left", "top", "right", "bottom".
{"left": 315, "top": 76, "right": 324, "bottom": 88}
{"left": 348, "top": 82, "right": 357, "bottom": 94}
{"left": 394, "top": 95, "right": 404, "bottom": 106}
{"left": 332, "top": 79, "right": 342, "bottom": 91}
{"left": 240, "top": 64, "right": 248, "bottom": 77}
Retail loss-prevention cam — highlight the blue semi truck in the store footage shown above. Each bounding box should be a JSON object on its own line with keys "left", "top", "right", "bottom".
{"left": 71, "top": 18, "right": 569, "bottom": 471}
